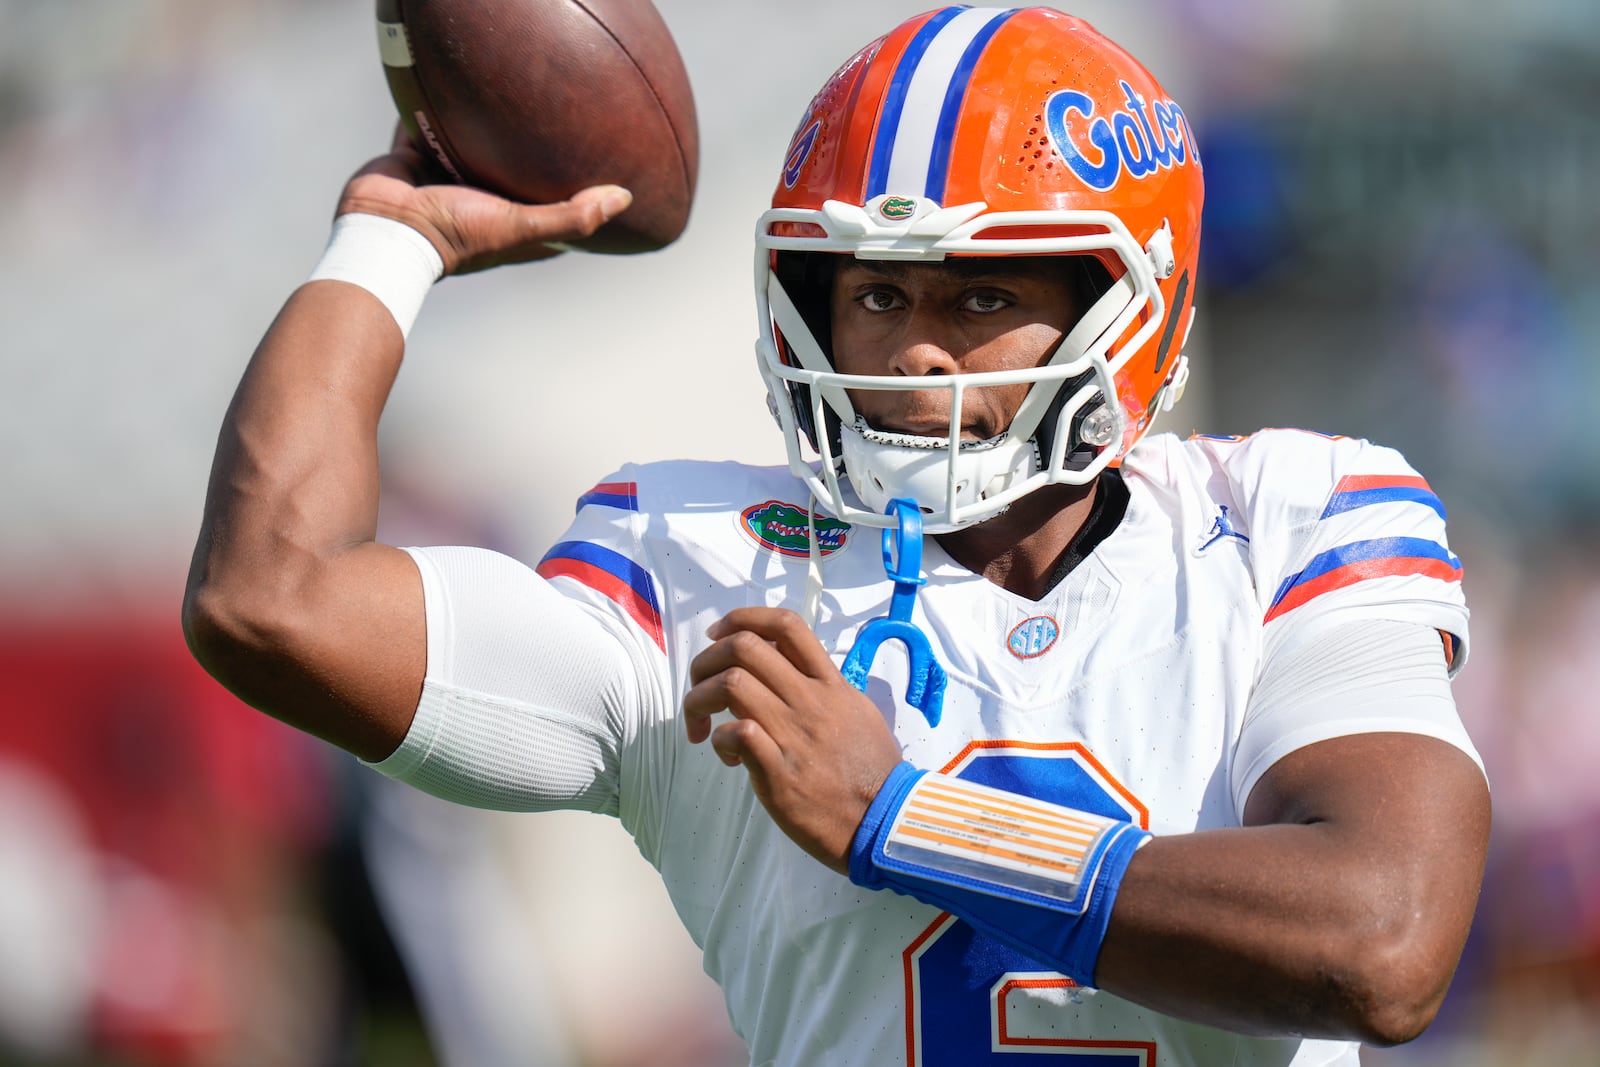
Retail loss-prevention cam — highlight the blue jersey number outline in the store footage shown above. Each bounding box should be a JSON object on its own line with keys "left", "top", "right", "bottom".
{"left": 901, "top": 741, "right": 1154, "bottom": 1065}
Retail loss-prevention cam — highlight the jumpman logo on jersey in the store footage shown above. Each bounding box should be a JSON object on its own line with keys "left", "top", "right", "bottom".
{"left": 1198, "top": 505, "right": 1249, "bottom": 552}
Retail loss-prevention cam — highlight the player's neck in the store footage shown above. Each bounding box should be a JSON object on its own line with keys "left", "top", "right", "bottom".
{"left": 934, "top": 479, "right": 1103, "bottom": 601}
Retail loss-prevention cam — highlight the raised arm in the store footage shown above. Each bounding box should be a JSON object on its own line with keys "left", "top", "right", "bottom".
{"left": 182, "top": 133, "right": 630, "bottom": 761}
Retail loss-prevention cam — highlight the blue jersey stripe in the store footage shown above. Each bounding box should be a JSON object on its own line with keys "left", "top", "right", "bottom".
{"left": 576, "top": 489, "right": 637, "bottom": 513}
{"left": 924, "top": 9, "right": 1016, "bottom": 203}
{"left": 540, "top": 540, "right": 660, "bottom": 613}
{"left": 1321, "top": 485, "right": 1446, "bottom": 521}
{"left": 867, "top": 6, "right": 964, "bottom": 199}
{"left": 1270, "top": 536, "right": 1462, "bottom": 608}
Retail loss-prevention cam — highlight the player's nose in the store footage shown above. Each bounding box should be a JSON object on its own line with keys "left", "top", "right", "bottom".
{"left": 887, "top": 338, "right": 959, "bottom": 377}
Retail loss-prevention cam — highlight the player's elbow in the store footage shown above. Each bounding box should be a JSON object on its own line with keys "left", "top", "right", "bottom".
{"left": 1331, "top": 918, "right": 1460, "bottom": 1047}
{"left": 1342, "top": 975, "right": 1441, "bottom": 1047}
{"left": 182, "top": 557, "right": 315, "bottom": 702}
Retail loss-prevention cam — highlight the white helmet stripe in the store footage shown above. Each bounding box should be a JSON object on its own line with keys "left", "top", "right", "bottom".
{"left": 868, "top": 7, "right": 1017, "bottom": 201}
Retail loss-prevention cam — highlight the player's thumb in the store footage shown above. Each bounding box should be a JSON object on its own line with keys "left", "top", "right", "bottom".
{"left": 565, "top": 184, "right": 633, "bottom": 233}
{"left": 525, "top": 185, "right": 632, "bottom": 253}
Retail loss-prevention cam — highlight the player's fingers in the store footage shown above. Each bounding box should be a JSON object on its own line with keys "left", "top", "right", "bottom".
{"left": 350, "top": 151, "right": 415, "bottom": 186}
{"left": 681, "top": 662, "right": 786, "bottom": 743}
{"left": 710, "top": 716, "right": 784, "bottom": 777}
{"left": 706, "top": 607, "right": 838, "bottom": 680}
{"left": 688, "top": 626, "right": 793, "bottom": 687}
{"left": 683, "top": 660, "right": 782, "bottom": 719}
{"left": 680, "top": 671, "right": 737, "bottom": 744}
{"left": 688, "top": 628, "right": 829, "bottom": 721}
{"left": 570, "top": 182, "right": 634, "bottom": 219}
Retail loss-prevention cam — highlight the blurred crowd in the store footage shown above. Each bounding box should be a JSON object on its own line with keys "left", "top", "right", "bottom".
{"left": 1, "top": 1, "right": 1597, "bottom": 1064}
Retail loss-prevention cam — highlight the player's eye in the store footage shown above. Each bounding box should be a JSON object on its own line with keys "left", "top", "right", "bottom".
{"left": 961, "top": 290, "right": 1010, "bottom": 313}
{"left": 857, "top": 289, "right": 903, "bottom": 312}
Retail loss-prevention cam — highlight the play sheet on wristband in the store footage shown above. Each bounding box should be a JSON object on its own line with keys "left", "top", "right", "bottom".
{"left": 882, "top": 773, "right": 1126, "bottom": 909}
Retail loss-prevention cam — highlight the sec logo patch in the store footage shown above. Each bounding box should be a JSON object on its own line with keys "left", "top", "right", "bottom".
{"left": 1007, "top": 615, "right": 1060, "bottom": 659}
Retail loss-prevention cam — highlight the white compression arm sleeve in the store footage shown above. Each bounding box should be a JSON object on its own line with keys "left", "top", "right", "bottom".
{"left": 362, "top": 545, "right": 649, "bottom": 816}
{"left": 1232, "top": 617, "right": 1484, "bottom": 814}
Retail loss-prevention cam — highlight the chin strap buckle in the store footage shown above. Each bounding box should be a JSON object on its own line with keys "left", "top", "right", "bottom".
{"left": 840, "top": 498, "right": 948, "bottom": 727}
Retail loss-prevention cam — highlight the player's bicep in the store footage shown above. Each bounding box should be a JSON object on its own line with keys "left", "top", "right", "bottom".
{"left": 1243, "top": 729, "right": 1490, "bottom": 955}
{"left": 363, "top": 545, "right": 642, "bottom": 815}
{"left": 1238, "top": 619, "right": 1490, "bottom": 963}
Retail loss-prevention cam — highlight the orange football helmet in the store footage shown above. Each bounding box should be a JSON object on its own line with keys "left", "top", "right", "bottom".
{"left": 755, "top": 6, "right": 1203, "bottom": 531}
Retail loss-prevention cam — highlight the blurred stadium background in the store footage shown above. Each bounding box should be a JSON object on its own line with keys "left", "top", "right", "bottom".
{"left": 1, "top": 1, "right": 1596, "bottom": 1064}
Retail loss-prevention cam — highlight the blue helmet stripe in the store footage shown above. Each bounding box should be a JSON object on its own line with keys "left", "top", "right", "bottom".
{"left": 867, "top": 7, "right": 965, "bottom": 200}
{"left": 924, "top": 8, "right": 1017, "bottom": 204}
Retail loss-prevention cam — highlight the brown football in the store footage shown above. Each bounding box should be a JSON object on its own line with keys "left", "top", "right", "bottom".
{"left": 375, "top": 0, "right": 699, "bottom": 254}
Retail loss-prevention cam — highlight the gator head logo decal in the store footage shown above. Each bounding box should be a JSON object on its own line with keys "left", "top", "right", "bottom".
{"left": 740, "top": 500, "right": 850, "bottom": 558}
{"left": 879, "top": 195, "right": 917, "bottom": 220}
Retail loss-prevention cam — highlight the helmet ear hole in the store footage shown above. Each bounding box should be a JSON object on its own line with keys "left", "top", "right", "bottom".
{"left": 1035, "top": 371, "right": 1095, "bottom": 470}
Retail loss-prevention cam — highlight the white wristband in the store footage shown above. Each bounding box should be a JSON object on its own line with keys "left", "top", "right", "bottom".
{"left": 308, "top": 213, "right": 445, "bottom": 338}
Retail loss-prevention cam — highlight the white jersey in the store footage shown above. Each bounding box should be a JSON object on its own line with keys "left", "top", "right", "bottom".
{"left": 391, "top": 429, "right": 1478, "bottom": 1067}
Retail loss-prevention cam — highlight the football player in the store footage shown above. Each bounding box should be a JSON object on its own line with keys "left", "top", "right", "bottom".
{"left": 185, "top": 8, "right": 1489, "bottom": 1066}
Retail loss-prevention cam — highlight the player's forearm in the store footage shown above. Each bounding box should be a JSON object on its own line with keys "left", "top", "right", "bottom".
{"left": 848, "top": 733, "right": 1486, "bottom": 1047}
{"left": 184, "top": 282, "right": 402, "bottom": 710}
{"left": 1097, "top": 820, "right": 1469, "bottom": 1045}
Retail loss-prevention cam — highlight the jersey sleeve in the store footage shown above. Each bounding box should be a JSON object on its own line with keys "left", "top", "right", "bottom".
{"left": 363, "top": 469, "right": 675, "bottom": 829}
{"left": 1214, "top": 431, "right": 1482, "bottom": 811}
{"left": 1224, "top": 430, "right": 1469, "bottom": 669}
{"left": 367, "top": 544, "right": 638, "bottom": 815}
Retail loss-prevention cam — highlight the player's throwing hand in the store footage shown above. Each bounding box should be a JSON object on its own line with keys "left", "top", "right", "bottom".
{"left": 336, "top": 126, "right": 633, "bottom": 276}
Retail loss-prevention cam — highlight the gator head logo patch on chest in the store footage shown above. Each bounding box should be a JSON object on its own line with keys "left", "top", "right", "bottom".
{"left": 740, "top": 500, "right": 851, "bottom": 558}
